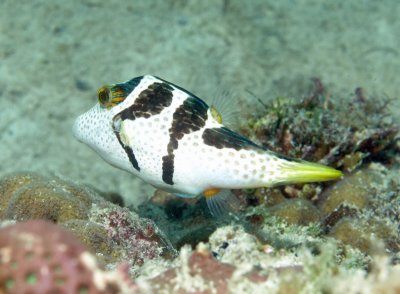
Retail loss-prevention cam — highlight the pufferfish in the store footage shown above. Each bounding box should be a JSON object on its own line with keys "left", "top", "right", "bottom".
{"left": 73, "top": 75, "right": 342, "bottom": 216}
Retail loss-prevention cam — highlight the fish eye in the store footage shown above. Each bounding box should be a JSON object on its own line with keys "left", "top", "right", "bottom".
{"left": 98, "top": 85, "right": 112, "bottom": 108}
{"left": 97, "top": 84, "right": 128, "bottom": 109}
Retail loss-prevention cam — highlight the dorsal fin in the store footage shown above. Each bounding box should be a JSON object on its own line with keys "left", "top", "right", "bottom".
{"left": 208, "top": 90, "right": 240, "bottom": 129}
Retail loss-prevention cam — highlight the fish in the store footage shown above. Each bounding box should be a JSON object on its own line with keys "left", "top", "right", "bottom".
{"left": 72, "top": 75, "right": 343, "bottom": 216}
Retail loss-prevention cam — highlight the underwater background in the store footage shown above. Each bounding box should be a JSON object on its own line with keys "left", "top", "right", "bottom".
{"left": 1, "top": 0, "right": 399, "bottom": 205}
{"left": 0, "top": 1, "right": 399, "bottom": 293}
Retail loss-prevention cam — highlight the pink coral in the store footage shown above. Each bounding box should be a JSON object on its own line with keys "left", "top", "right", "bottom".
{"left": 0, "top": 220, "right": 138, "bottom": 294}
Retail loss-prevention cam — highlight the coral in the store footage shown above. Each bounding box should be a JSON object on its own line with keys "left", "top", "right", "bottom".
{"left": 209, "top": 225, "right": 267, "bottom": 265}
{"left": 207, "top": 225, "right": 306, "bottom": 277}
{"left": 318, "top": 164, "right": 400, "bottom": 253}
{"left": 92, "top": 207, "right": 177, "bottom": 269}
{"left": 0, "top": 220, "right": 139, "bottom": 294}
{"left": 0, "top": 173, "right": 43, "bottom": 219}
{"left": 245, "top": 207, "right": 324, "bottom": 251}
{"left": 241, "top": 79, "right": 399, "bottom": 168}
{"left": 5, "top": 181, "right": 89, "bottom": 222}
{"left": 317, "top": 168, "right": 381, "bottom": 217}
{"left": 0, "top": 173, "right": 177, "bottom": 276}
{"left": 137, "top": 225, "right": 368, "bottom": 294}
{"left": 267, "top": 198, "right": 321, "bottom": 225}
{"left": 142, "top": 245, "right": 268, "bottom": 293}
{"left": 244, "top": 165, "right": 400, "bottom": 256}
{"left": 1, "top": 174, "right": 92, "bottom": 222}
{"left": 1, "top": 215, "right": 397, "bottom": 293}
{"left": 329, "top": 217, "right": 395, "bottom": 253}
{"left": 325, "top": 253, "right": 400, "bottom": 293}
{"left": 62, "top": 219, "right": 115, "bottom": 262}
{"left": 252, "top": 187, "right": 286, "bottom": 207}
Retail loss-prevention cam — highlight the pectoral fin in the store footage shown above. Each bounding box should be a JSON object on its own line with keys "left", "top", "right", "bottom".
{"left": 203, "top": 188, "right": 240, "bottom": 217}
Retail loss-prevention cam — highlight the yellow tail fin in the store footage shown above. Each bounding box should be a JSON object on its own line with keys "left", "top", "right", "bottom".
{"left": 279, "top": 161, "right": 343, "bottom": 184}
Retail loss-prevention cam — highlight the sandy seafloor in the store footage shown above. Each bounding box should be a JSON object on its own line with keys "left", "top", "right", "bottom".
{"left": 0, "top": 0, "right": 399, "bottom": 207}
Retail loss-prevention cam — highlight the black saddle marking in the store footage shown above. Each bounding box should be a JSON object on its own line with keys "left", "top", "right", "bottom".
{"left": 162, "top": 96, "right": 209, "bottom": 185}
{"left": 119, "top": 81, "right": 174, "bottom": 120}
{"left": 202, "top": 127, "right": 261, "bottom": 151}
